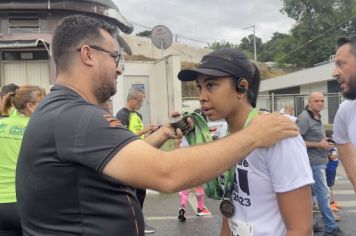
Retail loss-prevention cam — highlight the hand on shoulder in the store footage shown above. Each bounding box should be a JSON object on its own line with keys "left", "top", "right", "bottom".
{"left": 247, "top": 112, "right": 299, "bottom": 148}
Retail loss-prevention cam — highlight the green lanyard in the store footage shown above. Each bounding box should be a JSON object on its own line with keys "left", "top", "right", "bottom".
{"left": 222, "top": 108, "right": 259, "bottom": 199}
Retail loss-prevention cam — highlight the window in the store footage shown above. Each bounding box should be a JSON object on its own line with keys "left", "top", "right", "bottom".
{"left": 3, "top": 51, "right": 48, "bottom": 60}
{"left": 8, "top": 15, "right": 39, "bottom": 33}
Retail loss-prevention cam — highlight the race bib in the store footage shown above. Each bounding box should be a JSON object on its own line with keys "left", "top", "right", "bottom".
{"left": 228, "top": 219, "right": 253, "bottom": 236}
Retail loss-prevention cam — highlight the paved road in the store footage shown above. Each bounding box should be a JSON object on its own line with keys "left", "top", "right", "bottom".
{"left": 143, "top": 165, "right": 356, "bottom": 236}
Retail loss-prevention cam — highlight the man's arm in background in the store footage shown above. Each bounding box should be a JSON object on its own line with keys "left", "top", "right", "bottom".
{"left": 337, "top": 143, "right": 356, "bottom": 193}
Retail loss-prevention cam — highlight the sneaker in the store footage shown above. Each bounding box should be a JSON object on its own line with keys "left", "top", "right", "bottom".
{"left": 178, "top": 207, "right": 186, "bottom": 222}
{"left": 330, "top": 203, "right": 339, "bottom": 212}
{"left": 196, "top": 207, "right": 211, "bottom": 216}
{"left": 333, "top": 212, "right": 341, "bottom": 222}
{"left": 331, "top": 201, "right": 343, "bottom": 210}
{"left": 323, "top": 227, "right": 350, "bottom": 236}
{"left": 144, "top": 224, "right": 156, "bottom": 234}
{"left": 313, "top": 222, "right": 323, "bottom": 232}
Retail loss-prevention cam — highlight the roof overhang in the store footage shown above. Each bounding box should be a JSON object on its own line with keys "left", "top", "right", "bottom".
{"left": 0, "top": 0, "right": 134, "bottom": 34}
{"left": 0, "top": 39, "right": 51, "bottom": 55}
{"left": 260, "top": 62, "right": 335, "bottom": 92}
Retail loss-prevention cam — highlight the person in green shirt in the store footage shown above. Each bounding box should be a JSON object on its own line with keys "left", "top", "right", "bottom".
{"left": 0, "top": 85, "right": 45, "bottom": 236}
{"left": 115, "top": 87, "right": 158, "bottom": 234}
{"left": 0, "top": 83, "right": 19, "bottom": 118}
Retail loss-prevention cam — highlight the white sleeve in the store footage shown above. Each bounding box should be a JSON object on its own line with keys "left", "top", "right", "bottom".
{"left": 266, "top": 135, "right": 314, "bottom": 193}
{"left": 219, "top": 122, "right": 228, "bottom": 138}
{"left": 333, "top": 102, "right": 350, "bottom": 144}
{"left": 180, "top": 137, "right": 189, "bottom": 148}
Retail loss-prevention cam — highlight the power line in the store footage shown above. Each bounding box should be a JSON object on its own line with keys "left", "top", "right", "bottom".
{"left": 276, "top": 13, "right": 356, "bottom": 61}
{"left": 131, "top": 22, "right": 211, "bottom": 45}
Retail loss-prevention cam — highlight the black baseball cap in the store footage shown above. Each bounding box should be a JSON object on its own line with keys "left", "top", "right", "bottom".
{"left": 178, "top": 48, "right": 252, "bottom": 81}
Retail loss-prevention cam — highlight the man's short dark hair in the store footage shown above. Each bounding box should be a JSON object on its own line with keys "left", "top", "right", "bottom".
{"left": 336, "top": 35, "right": 356, "bottom": 57}
{"left": 52, "top": 15, "right": 117, "bottom": 72}
{"left": 1, "top": 83, "right": 19, "bottom": 97}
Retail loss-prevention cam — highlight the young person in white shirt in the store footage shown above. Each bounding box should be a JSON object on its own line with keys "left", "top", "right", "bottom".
{"left": 178, "top": 48, "right": 314, "bottom": 236}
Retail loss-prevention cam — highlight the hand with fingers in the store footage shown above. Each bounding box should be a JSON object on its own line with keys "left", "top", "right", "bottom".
{"left": 247, "top": 112, "right": 300, "bottom": 148}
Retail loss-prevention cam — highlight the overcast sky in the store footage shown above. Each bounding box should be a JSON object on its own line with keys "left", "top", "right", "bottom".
{"left": 114, "top": 0, "right": 296, "bottom": 47}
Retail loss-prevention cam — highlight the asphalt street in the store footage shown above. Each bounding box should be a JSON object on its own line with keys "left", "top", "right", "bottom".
{"left": 143, "top": 165, "right": 356, "bottom": 236}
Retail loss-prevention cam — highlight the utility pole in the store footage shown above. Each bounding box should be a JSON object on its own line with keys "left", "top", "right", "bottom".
{"left": 243, "top": 25, "right": 257, "bottom": 61}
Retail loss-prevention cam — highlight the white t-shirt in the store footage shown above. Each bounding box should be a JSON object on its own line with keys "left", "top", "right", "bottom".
{"left": 229, "top": 135, "right": 314, "bottom": 236}
{"left": 333, "top": 100, "right": 356, "bottom": 146}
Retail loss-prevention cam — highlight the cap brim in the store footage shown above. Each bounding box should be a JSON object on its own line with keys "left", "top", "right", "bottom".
{"left": 178, "top": 68, "right": 230, "bottom": 81}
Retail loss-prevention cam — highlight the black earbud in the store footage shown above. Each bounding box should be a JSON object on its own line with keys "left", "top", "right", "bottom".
{"left": 235, "top": 78, "right": 247, "bottom": 93}
{"left": 237, "top": 86, "right": 246, "bottom": 93}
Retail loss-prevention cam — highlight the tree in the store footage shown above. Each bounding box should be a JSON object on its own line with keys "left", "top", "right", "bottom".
{"left": 278, "top": 0, "right": 356, "bottom": 67}
{"left": 136, "top": 30, "right": 152, "bottom": 37}
{"left": 259, "top": 32, "right": 294, "bottom": 63}
{"left": 208, "top": 40, "right": 237, "bottom": 50}
{"left": 239, "top": 34, "right": 263, "bottom": 58}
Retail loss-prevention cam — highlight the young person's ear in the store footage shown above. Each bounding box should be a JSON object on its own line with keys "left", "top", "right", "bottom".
{"left": 236, "top": 78, "right": 248, "bottom": 94}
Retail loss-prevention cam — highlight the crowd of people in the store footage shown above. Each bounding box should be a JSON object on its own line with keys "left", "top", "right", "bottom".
{"left": 0, "top": 85, "right": 46, "bottom": 236}
{"left": 0, "top": 14, "right": 355, "bottom": 236}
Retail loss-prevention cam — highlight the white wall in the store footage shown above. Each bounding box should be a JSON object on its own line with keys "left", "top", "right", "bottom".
{"left": 260, "top": 62, "right": 334, "bottom": 92}
{"left": 112, "top": 54, "right": 182, "bottom": 126}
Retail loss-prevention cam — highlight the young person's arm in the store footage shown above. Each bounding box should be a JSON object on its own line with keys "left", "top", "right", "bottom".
{"left": 220, "top": 217, "right": 230, "bottom": 236}
{"left": 277, "top": 186, "right": 313, "bottom": 236}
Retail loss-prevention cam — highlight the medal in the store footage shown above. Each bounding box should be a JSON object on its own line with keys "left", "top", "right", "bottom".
{"left": 220, "top": 198, "right": 235, "bottom": 218}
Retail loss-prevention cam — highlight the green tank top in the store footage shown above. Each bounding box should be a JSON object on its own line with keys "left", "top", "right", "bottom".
{"left": 0, "top": 110, "right": 29, "bottom": 203}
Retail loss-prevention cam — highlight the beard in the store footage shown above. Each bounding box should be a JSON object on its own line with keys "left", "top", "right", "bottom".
{"left": 342, "top": 74, "right": 356, "bottom": 100}
{"left": 94, "top": 75, "right": 117, "bottom": 104}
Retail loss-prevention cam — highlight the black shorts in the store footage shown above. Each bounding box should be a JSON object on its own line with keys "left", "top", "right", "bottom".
{"left": 0, "top": 202, "right": 22, "bottom": 236}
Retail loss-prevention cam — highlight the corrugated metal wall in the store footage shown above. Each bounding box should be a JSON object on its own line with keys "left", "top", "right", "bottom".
{"left": 1, "top": 60, "right": 49, "bottom": 91}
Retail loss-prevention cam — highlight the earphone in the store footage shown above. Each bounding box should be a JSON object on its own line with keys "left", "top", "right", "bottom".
{"left": 236, "top": 77, "right": 247, "bottom": 93}
{"left": 236, "top": 85, "right": 247, "bottom": 93}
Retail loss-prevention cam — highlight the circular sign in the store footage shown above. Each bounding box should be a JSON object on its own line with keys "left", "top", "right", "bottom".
{"left": 151, "top": 25, "right": 173, "bottom": 50}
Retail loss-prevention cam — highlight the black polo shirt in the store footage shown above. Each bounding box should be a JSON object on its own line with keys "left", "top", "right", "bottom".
{"left": 16, "top": 85, "right": 143, "bottom": 236}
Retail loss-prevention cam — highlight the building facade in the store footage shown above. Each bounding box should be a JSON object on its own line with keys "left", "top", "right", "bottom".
{"left": 0, "top": 1, "right": 185, "bottom": 125}
{"left": 258, "top": 62, "right": 341, "bottom": 124}
{"left": 0, "top": 0, "right": 132, "bottom": 92}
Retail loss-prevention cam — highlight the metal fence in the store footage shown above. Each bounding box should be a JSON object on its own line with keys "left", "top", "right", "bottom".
{"left": 183, "top": 93, "right": 344, "bottom": 124}
{"left": 257, "top": 93, "right": 343, "bottom": 124}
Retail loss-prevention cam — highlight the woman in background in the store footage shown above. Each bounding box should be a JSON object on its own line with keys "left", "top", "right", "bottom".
{"left": 0, "top": 85, "right": 45, "bottom": 236}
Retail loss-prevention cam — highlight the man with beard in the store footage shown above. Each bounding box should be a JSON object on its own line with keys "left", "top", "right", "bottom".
{"left": 333, "top": 36, "right": 356, "bottom": 193}
{"left": 16, "top": 15, "right": 299, "bottom": 236}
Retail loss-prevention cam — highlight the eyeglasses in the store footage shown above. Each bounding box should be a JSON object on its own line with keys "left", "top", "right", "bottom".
{"left": 77, "top": 45, "right": 123, "bottom": 69}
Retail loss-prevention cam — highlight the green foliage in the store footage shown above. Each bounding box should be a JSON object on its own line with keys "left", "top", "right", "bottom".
{"left": 208, "top": 40, "right": 238, "bottom": 50}
{"left": 258, "top": 33, "right": 293, "bottom": 63}
{"left": 204, "top": 1, "right": 356, "bottom": 70}
{"left": 136, "top": 30, "right": 152, "bottom": 37}
{"left": 239, "top": 34, "right": 263, "bottom": 57}
{"left": 277, "top": 0, "right": 356, "bottom": 67}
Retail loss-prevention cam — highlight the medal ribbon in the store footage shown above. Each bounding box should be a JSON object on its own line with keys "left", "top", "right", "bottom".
{"left": 222, "top": 108, "right": 259, "bottom": 199}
